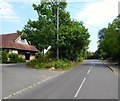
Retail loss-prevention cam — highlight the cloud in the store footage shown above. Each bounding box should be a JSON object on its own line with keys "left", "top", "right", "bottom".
{"left": 0, "top": 0, "right": 21, "bottom": 22}
{"left": 74, "top": 0, "right": 119, "bottom": 52}
{"left": 75, "top": 0, "right": 119, "bottom": 28}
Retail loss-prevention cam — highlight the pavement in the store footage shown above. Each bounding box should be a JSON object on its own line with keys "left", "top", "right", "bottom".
{"left": 1, "top": 63, "right": 63, "bottom": 99}
{"left": 2, "top": 59, "right": 118, "bottom": 100}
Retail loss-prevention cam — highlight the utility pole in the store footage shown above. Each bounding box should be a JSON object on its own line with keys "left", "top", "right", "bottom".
{"left": 56, "top": 0, "right": 59, "bottom": 60}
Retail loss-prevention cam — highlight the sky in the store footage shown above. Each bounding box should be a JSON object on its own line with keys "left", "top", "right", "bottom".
{"left": 0, "top": 0, "right": 119, "bottom": 52}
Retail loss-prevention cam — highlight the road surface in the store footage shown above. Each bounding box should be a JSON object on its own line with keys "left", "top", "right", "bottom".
{"left": 3, "top": 60, "right": 118, "bottom": 99}
{"left": 2, "top": 63, "right": 62, "bottom": 99}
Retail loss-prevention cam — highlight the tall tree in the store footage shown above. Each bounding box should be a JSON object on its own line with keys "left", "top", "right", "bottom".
{"left": 18, "top": 0, "right": 90, "bottom": 60}
{"left": 98, "top": 15, "right": 120, "bottom": 61}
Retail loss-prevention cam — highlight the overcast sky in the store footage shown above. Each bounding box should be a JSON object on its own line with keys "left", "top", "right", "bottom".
{"left": 0, "top": 0, "right": 119, "bottom": 52}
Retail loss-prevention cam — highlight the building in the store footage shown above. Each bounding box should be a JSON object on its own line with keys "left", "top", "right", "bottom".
{"left": 0, "top": 33, "right": 38, "bottom": 60}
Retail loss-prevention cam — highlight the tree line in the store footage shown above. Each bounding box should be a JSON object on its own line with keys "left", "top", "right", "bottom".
{"left": 97, "top": 15, "right": 120, "bottom": 62}
{"left": 18, "top": 1, "right": 90, "bottom": 61}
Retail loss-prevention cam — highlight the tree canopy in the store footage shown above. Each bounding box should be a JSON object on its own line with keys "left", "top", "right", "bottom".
{"left": 97, "top": 15, "right": 120, "bottom": 61}
{"left": 18, "top": 1, "right": 90, "bottom": 61}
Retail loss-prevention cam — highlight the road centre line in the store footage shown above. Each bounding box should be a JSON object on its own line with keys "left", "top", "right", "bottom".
{"left": 87, "top": 69, "right": 91, "bottom": 75}
{"left": 86, "top": 63, "right": 92, "bottom": 75}
{"left": 74, "top": 78, "right": 86, "bottom": 98}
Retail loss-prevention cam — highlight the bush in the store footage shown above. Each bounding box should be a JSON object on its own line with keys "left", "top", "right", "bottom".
{"left": 0, "top": 50, "right": 25, "bottom": 64}
{"left": 0, "top": 51, "right": 1, "bottom": 63}
{"left": 8, "top": 53, "right": 19, "bottom": 63}
{"left": 77, "top": 57, "right": 83, "bottom": 62}
{"left": 18, "top": 57, "right": 26, "bottom": 62}
{"left": 1, "top": 50, "right": 8, "bottom": 63}
{"left": 54, "top": 59, "right": 71, "bottom": 69}
{"left": 27, "top": 59, "right": 43, "bottom": 69}
{"left": 43, "top": 62, "right": 55, "bottom": 68}
{"left": 27, "top": 59, "right": 72, "bottom": 70}
{"left": 8, "top": 53, "right": 25, "bottom": 63}
{"left": 35, "top": 51, "right": 44, "bottom": 62}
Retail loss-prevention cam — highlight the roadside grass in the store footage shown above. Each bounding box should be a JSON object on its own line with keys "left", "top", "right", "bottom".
{"left": 27, "top": 59, "right": 81, "bottom": 71}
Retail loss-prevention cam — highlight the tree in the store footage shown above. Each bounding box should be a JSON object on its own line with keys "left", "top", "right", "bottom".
{"left": 18, "top": 0, "right": 90, "bottom": 61}
{"left": 98, "top": 15, "right": 120, "bottom": 61}
{"left": 59, "top": 20, "right": 90, "bottom": 60}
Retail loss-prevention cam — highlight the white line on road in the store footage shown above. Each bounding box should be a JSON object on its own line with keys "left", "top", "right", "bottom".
{"left": 87, "top": 69, "right": 91, "bottom": 75}
{"left": 74, "top": 78, "right": 86, "bottom": 98}
{"left": 3, "top": 74, "right": 61, "bottom": 99}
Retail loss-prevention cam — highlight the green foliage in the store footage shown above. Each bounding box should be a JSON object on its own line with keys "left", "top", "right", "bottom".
{"left": 8, "top": 53, "right": 25, "bottom": 63}
{"left": 8, "top": 53, "right": 19, "bottom": 63}
{"left": 54, "top": 59, "right": 71, "bottom": 69}
{"left": 0, "top": 50, "right": 25, "bottom": 63}
{"left": 86, "top": 52, "right": 93, "bottom": 59}
{"left": 27, "top": 59, "right": 42, "bottom": 69}
{"left": 57, "top": 21, "right": 90, "bottom": 60}
{"left": 18, "top": 1, "right": 90, "bottom": 61}
{"left": 98, "top": 15, "right": 120, "bottom": 61}
{"left": 86, "top": 51, "right": 100, "bottom": 59}
{"left": 0, "top": 50, "right": 1, "bottom": 63}
{"left": 27, "top": 59, "right": 72, "bottom": 70}
{"left": 35, "top": 51, "right": 44, "bottom": 62}
{"left": 1, "top": 50, "right": 8, "bottom": 63}
{"left": 18, "top": 57, "right": 26, "bottom": 62}
{"left": 43, "top": 62, "right": 55, "bottom": 69}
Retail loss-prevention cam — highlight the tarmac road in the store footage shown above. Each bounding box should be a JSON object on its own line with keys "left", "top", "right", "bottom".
{"left": 2, "top": 63, "right": 62, "bottom": 99}
{"left": 5, "top": 60, "right": 118, "bottom": 99}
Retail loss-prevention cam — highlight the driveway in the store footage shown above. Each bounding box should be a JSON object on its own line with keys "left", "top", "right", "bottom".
{"left": 2, "top": 63, "right": 63, "bottom": 98}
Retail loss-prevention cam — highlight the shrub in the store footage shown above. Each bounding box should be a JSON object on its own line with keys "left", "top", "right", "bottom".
{"left": 1, "top": 51, "right": 8, "bottom": 63}
{"left": 27, "top": 58, "right": 72, "bottom": 70}
{"left": 8, "top": 53, "right": 25, "bottom": 63}
{"left": 35, "top": 51, "right": 44, "bottom": 62}
{"left": 0, "top": 50, "right": 25, "bottom": 63}
{"left": 27, "top": 59, "right": 43, "bottom": 69}
{"left": 43, "top": 62, "right": 55, "bottom": 68}
{"left": 18, "top": 57, "right": 26, "bottom": 62}
{"left": 77, "top": 57, "right": 83, "bottom": 62}
{"left": 8, "top": 53, "right": 19, "bottom": 63}
{"left": 0, "top": 51, "right": 1, "bottom": 63}
{"left": 54, "top": 59, "right": 71, "bottom": 69}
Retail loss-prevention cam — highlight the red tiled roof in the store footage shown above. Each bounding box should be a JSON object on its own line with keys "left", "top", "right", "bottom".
{"left": 0, "top": 33, "right": 38, "bottom": 52}
{"left": 1, "top": 33, "right": 19, "bottom": 42}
